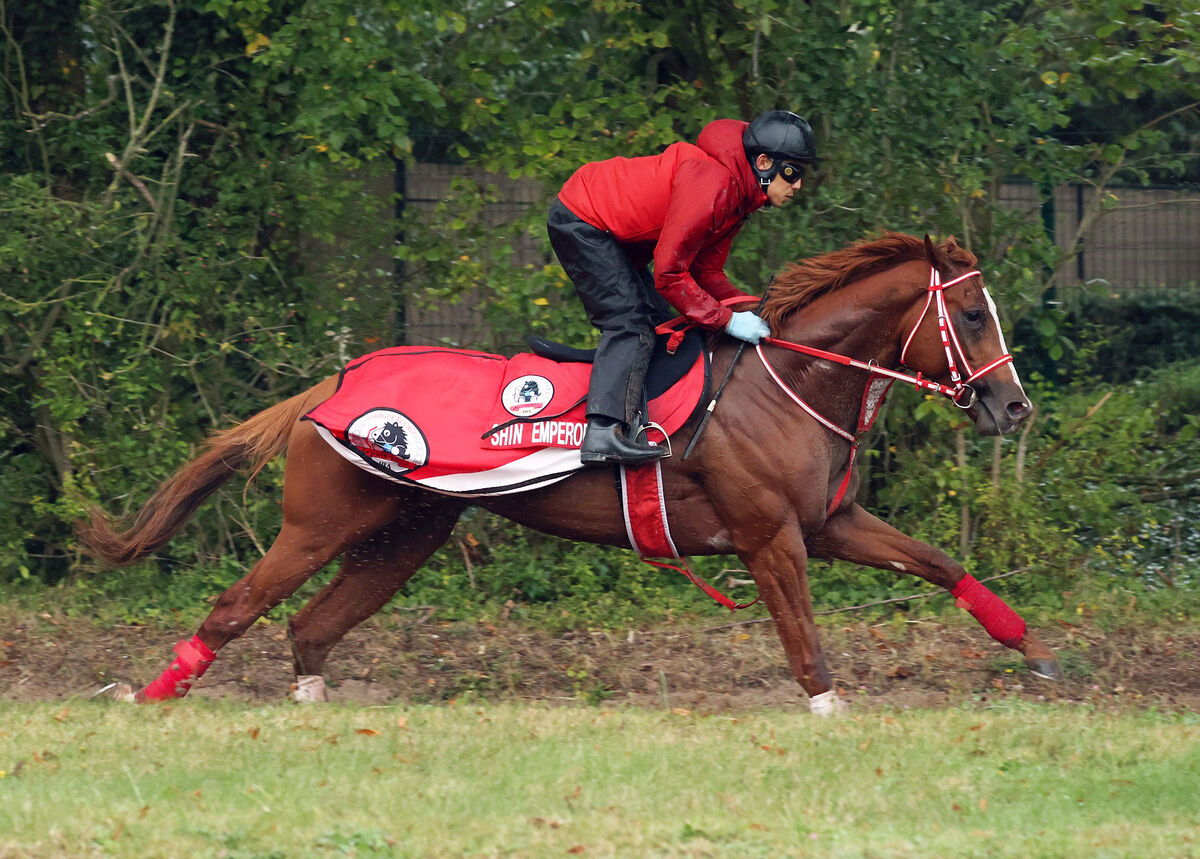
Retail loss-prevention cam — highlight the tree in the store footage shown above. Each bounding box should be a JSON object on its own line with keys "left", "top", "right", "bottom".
{"left": 1, "top": 0, "right": 1196, "bottom": 586}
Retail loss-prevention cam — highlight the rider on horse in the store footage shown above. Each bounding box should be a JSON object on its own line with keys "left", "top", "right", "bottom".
{"left": 548, "top": 110, "right": 817, "bottom": 466}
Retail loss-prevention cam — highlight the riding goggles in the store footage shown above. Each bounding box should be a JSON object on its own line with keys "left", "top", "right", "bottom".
{"left": 778, "top": 160, "right": 808, "bottom": 183}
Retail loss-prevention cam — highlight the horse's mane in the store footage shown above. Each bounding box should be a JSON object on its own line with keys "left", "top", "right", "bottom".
{"left": 761, "top": 232, "right": 978, "bottom": 325}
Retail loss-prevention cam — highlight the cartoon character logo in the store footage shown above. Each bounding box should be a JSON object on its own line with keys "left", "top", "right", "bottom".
{"left": 501, "top": 374, "right": 554, "bottom": 417}
{"left": 345, "top": 409, "right": 429, "bottom": 476}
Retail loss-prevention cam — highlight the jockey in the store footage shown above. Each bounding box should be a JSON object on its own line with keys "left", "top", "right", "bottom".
{"left": 548, "top": 110, "right": 817, "bottom": 466}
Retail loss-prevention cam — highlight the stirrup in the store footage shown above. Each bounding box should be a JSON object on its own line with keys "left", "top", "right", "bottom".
{"left": 632, "top": 420, "right": 672, "bottom": 459}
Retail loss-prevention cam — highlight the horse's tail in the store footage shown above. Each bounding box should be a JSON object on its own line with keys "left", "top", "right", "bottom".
{"left": 77, "top": 377, "right": 337, "bottom": 567}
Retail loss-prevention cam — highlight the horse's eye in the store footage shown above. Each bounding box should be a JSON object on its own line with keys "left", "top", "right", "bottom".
{"left": 963, "top": 309, "right": 984, "bottom": 325}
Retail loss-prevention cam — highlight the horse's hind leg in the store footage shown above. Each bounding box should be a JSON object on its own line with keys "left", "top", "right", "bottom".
{"left": 287, "top": 499, "right": 464, "bottom": 702}
{"left": 806, "top": 503, "right": 1063, "bottom": 681}
{"left": 131, "top": 423, "right": 404, "bottom": 701}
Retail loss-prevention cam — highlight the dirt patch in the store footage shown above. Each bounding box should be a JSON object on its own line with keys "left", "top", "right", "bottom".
{"left": 2, "top": 610, "right": 1197, "bottom": 713}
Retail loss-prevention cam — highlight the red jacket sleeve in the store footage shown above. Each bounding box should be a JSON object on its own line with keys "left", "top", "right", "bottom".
{"left": 692, "top": 230, "right": 755, "bottom": 303}
{"left": 652, "top": 159, "right": 738, "bottom": 329}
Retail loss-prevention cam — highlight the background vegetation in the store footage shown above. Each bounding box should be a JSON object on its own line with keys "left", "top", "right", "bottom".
{"left": 2, "top": 0, "right": 1198, "bottom": 624}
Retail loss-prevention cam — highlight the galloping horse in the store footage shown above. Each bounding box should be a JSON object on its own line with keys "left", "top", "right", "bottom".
{"left": 81, "top": 233, "right": 1062, "bottom": 713}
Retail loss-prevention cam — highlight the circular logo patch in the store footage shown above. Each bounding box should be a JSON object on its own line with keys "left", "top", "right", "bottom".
{"left": 346, "top": 409, "right": 429, "bottom": 476}
{"left": 501, "top": 375, "right": 554, "bottom": 417}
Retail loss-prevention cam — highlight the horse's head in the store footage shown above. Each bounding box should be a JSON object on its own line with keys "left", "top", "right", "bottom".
{"left": 898, "top": 235, "right": 1032, "bottom": 436}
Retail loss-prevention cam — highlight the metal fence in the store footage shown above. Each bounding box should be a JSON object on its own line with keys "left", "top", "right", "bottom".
{"left": 400, "top": 163, "right": 546, "bottom": 348}
{"left": 399, "top": 166, "right": 1200, "bottom": 347}
{"left": 999, "top": 182, "right": 1200, "bottom": 298}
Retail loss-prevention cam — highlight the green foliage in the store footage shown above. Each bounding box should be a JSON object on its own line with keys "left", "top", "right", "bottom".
{"left": 862, "top": 358, "right": 1200, "bottom": 616}
{"left": 1, "top": 0, "right": 1198, "bottom": 626}
{"left": 398, "top": 509, "right": 745, "bottom": 631}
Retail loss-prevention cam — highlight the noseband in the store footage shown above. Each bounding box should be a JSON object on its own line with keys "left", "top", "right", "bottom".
{"left": 899, "top": 268, "right": 1014, "bottom": 409}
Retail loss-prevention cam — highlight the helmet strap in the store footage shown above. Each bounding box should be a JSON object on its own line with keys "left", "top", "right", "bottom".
{"left": 755, "top": 164, "right": 777, "bottom": 205}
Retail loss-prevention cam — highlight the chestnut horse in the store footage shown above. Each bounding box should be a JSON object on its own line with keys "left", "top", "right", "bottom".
{"left": 81, "top": 233, "right": 1062, "bottom": 713}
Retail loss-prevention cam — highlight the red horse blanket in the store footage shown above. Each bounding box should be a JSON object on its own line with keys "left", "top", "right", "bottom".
{"left": 304, "top": 345, "right": 705, "bottom": 496}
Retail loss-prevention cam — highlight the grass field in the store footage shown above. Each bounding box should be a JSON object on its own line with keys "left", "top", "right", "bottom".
{"left": 1, "top": 700, "right": 1198, "bottom": 857}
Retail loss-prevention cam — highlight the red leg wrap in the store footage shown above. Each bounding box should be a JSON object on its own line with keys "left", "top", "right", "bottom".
{"left": 138, "top": 635, "right": 216, "bottom": 702}
{"left": 951, "top": 575, "right": 1026, "bottom": 649}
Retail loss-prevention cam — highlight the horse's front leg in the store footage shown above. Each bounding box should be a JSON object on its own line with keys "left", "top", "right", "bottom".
{"left": 742, "top": 522, "right": 847, "bottom": 715}
{"left": 806, "top": 503, "right": 1062, "bottom": 680}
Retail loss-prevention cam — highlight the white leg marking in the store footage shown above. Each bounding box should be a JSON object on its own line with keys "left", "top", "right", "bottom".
{"left": 809, "top": 689, "right": 848, "bottom": 716}
{"left": 292, "top": 674, "right": 328, "bottom": 703}
{"left": 890, "top": 560, "right": 907, "bottom": 572}
{"left": 94, "top": 681, "right": 137, "bottom": 703}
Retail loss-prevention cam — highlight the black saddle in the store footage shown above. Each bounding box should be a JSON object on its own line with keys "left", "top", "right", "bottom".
{"left": 527, "top": 328, "right": 706, "bottom": 401}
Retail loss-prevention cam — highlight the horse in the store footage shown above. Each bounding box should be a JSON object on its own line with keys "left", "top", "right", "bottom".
{"left": 80, "top": 232, "right": 1062, "bottom": 713}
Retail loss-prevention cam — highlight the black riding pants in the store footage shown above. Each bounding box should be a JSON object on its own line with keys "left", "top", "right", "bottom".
{"left": 547, "top": 198, "right": 673, "bottom": 425}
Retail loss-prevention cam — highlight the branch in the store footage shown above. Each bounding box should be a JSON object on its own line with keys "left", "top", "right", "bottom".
{"left": 104, "top": 152, "right": 158, "bottom": 212}
{"left": 23, "top": 75, "right": 119, "bottom": 130}
{"left": 101, "top": 0, "right": 178, "bottom": 211}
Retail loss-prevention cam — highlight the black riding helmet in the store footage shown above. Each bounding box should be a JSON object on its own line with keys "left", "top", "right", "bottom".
{"left": 743, "top": 110, "right": 817, "bottom": 195}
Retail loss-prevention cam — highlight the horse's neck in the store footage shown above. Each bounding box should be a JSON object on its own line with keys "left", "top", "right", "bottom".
{"left": 764, "top": 263, "right": 926, "bottom": 428}
{"left": 781, "top": 262, "right": 925, "bottom": 368}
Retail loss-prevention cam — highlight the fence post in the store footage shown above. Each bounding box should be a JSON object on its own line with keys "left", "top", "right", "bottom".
{"left": 393, "top": 156, "right": 408, "bottom": 346}
{"left": 1040, "top": 183, "right": 1060, "bottom": 385}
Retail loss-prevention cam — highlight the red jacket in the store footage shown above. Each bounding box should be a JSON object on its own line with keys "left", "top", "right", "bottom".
{"left": 557, "top": 119, "right": 767, "bottom": 329}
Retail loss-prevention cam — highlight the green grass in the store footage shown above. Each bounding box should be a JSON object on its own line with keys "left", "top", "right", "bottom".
{"left": 1, "top": 701, "right": 1198, "bottom": 857}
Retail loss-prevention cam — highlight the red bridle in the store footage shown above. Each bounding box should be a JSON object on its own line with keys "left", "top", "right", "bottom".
{"left": 898, "top": 267, "right": 1015, "bottom": 409}
{"left": 757, "top": 265, "right": 1017, "bottom": 515}
{"left": 761, "top": 266, "right": 1014, "bottom": 412}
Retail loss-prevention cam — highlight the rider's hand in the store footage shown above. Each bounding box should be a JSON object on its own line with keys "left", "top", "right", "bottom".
{"left": 724, "top": 311, "right": 771, "bottom": 344}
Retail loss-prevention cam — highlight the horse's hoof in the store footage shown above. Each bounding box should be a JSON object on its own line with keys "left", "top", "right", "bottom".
{"left": 93, "top": 681, "right": 138, "bottom": 702}
{"left": 291, "top": 674, "right": 328, "bottom": 703}
{"left": 809, "top": 689, "right": 848, "bottom": 716}
{"left": 1025, "top": 657, "right": 1063, "bottom": 681}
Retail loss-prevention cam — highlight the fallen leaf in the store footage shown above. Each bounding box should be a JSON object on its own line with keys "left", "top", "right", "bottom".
{"left": 356, "top": 728, "right": 379, "bottom": 736}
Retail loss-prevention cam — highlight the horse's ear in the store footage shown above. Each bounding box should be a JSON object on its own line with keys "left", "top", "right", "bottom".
{"left": 923, "top": 234, "right": 940, "bottom": 268}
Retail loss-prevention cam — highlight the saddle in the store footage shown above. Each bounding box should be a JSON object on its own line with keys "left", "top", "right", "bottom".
{"left": 526, "top": 327, "right": 705, "bottom": 402}
{"left": 303, "top": 331, "right": 709, "bottom": 496}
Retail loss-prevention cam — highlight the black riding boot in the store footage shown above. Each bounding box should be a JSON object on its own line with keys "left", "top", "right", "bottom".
{"left": 579, "top": 416, "right": 668, "bottom": 466}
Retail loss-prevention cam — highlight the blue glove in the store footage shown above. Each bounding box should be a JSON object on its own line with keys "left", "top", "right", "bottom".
{"left": 725, "top": 311, "right": 770, "bottom": 344}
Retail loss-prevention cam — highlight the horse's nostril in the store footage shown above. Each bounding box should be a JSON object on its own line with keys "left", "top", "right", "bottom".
{"left": 1007, "top": 400, "right": 1031, "bottom": 420}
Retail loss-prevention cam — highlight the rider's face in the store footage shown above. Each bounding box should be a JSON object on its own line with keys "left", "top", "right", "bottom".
{"left": 756, "top": 154, "right": 804, "bottom": 207}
